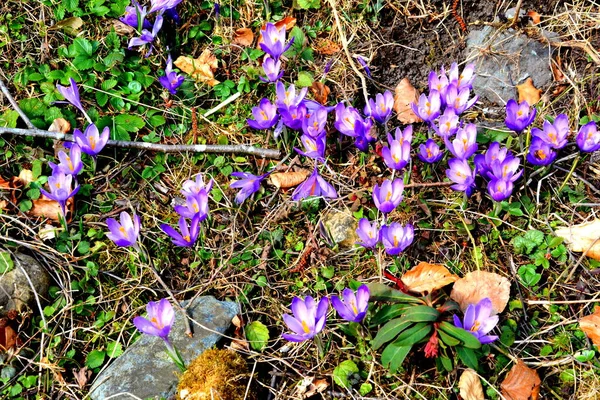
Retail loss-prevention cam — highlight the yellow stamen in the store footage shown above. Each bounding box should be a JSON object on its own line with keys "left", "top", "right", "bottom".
{"left": 183, "top": 235, "right": 191, "bottom": 242}
{"left": 119, "top": 226, "right": 129, "bottom": 239}
{"left": 150, "top": 316, "right": 164, "bottom": 329}
{"left": 301, "top": 320, "right": 311, "bottom": 333}
{"left": 470, "top": 320, "right": 481, "bottom": 332}
{"left": 66, "top": 156, "right": 74, "bottom": 171}
{"left": 90, "top": 136, "right": 96, "bottom": 150}
{"left": 393, "top": 235, "right": 398, "bottom": 247}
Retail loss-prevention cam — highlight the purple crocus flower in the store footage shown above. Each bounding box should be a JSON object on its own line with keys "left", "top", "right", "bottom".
{"left": 380, "top": 222, "right": 414, "bottom": 256}
{"left": 446, "top": 158, "right": 476, "bottom": 197}
{"left": 260, "top": 56, "right": 284, "bottom": 83}
{"left": 411, "top": 91, "right": 441, "bottom": 123}
{"left": 356, "top": 56, "right": 371, "bottom": 78}
{"left": 295, "top": 133, "right": 326, "bottom": 160}
{"left": 275, "top": 82, "right": 308, "bottom": 110}
{"left": 448, "top": 62, "right": 476, "bottom": 91}
{"left": 133, "top": 298, "right": 174, "bottom": 341}
{"left": 174, "top": 191, "right": 209, "bottom": 221}
{"left": 159, "top": 55, "right": 185, "bottom": 95}
{"left": 230, "top": 171, "right": 269, "bottom": 204}
{"left": 279, "top": 103, "right": 307, "bottom": 131}
{"left": 291, "top": 168, "right": 337, "bottom": 201}
{"left": 282, "top": 296, "right": 329, "bottom": 342}
{"left": 372, "top": 178, "right": 404, "bottom": 213}
{"left": 247, "top": 98, "right": 280, "bottom": 130}
{"left": 428, "top": 67, "right": 450, "bottom": 101}
{"left": 260, "top": 22, "right": 294, "bottom": 60}
{"left": 453, "top": 297, "right": 498, "bottom": 344}
{"left": 181, "top": 174, "right": 213, "bottom": 198}
{"left": 334, "top": 103, "right": 371, "bottom": 138}
{"left": 445, "top": 123, "right": 478, "bottom": 159}
{"left": 356, "top": 218, "right": 379, "bottom": 248}
{"left": 364, "top": 91, "right": 394, "bottom": 124}
{"left": 531, "top": 114, "right": 569, "bottom": 149}
{"left": 148, "top": 0, "right": 182, "bottom": 13}
{"left": 160, "top": 215, "right": 201, "bottom": 247}
{"left": 120, "top": 0, "right": 151, "bottom": 30}
{"left": 487, "top": 178, "right": 513, "bottom": 202}
{"left": 434, "top": 108, "right": 460, "bottom": 138}
{"left": 445, "top": 84, "right": 478, "bottom": 115}
{"left": 489, "top": 155, "right": 523, "bottom": 183}
{"left": 576, "top": 121, "right": 600, "bottom": 152}
{"left": 389, "top": 125, "right": 413, "bottom": 145}
{"left": 40, "top": 172, "right": 80, "bottom": 216}
{"left": 128, "top": 15, "right": 163, "bottom": 57}
{"left": 418, "top": 139, "right": 443, "bottom": 163}
{"left": 301, "top": 106, "right": 328, "bottom": 138}
{"left": 505, "top": 99, "right": 536, "bottom": 133}
{"left": 56, "top": 78, "right": 87, "bottom": 117}
{"left": 354, "top": 134, "right": 373, "bottom": 152}
{"left": 381, "top": 137, "right": 411, "bottom": 170}
{"left": 105, "top": 211, "right": 141, "bottom": 248}
{"left": 331, "top": 284, "right": 370, "bottom": 323}
{"left": 49, "top": 144, "right": 84, "bottom": 176}
{"left": 214, "top": 2, "right": 220, "bottom": 17}
{"left": 73, "top": 124, "right": 110, "bottom": 158}
{"left": 473, "top": 142, "right": 509, "bottom": 180}
{"left": 526, "top": 137, "right": 556, "bottom": 166}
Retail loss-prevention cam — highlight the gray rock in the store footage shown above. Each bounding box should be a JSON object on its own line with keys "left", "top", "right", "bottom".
{"left": 466, "top": 26, "right": 558, "bottom": 104}
{"left": 320, "top": 211, "right": 358, "bottom": 248}
{"left": 89, "top": 296, "right": 239, "bottom": 400}
{"left": 0, "top": 253, "right": 50, "bottom": 316}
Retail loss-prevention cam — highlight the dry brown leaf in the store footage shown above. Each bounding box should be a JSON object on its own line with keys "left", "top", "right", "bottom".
{"left": 555, "top": 219, "right": 600, "bottom": 261}
{"left": 28, "top": 195, "right": 73, "bottom": 222}
{"left": 501, "top": 359, "right": 541, "bottom": 400}
{"left": 174, "top": 50, "right": 220, "bottom": 87}
{"left": 450, "top": 271, "right": 510, "bottom": 314}
{"left": 401, "top": 262, "right": 459, "bottom": 294}
{"left": 310, "top": 81, "right": 330, "bottom": 105}
{"left": 579, "top": 307, "right": 600, "bottom": 346}
{"left": 458, "top": 369, "right": 485, "bottom": 400}
{"left": 269, "top": 170, "right": 311, "bottom": 189}
{"left": 313, "top": 38, "right": 341, "bottom": 55}
{"left": 527, "top": 11, "right": 541, "bottom": 25}
{"left": 48, "top": 118, "right": 71, "bottom": 133}
{"left": 18, "top": 169, "right": 34, "bottom": 186}
{"left": 232, "top": 28, "right": 254, "bottom": 47}
{"left": 257, "top": 16, "right": 297, "bottom": 47}
{"left": 393, "top": 78, "right": 422, "bottom": 124}
{"left": 0, "top": 175, "right": 23, "bottom": 205}
{"left": 73, "top": 367, "right": 91, "bottom": 389}
{"left": 517, "top": 78, "right": 541, "bottom": 105}
{"left": 229, "top": 338, "right": 250, "bottom": 352}
{"left": 0, "top": 319, "right": 17, "bottom": 351}
{"left": 112, "top": 20, "right": 135, "bottom": 35}
{"left": 304, "top": 378, "right": 328, "bottom": 398}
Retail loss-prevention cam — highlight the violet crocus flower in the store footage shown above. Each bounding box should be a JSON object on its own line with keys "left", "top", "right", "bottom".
{"left": 446, "top": 158, "right": 476, "bottom": 197}
{"left": 448, "top": 62, "right": 476, "bottom": 91}
{"left": 291, "top": 168, "right": 337, "bottom": 201}
{"left": 372, "top": 178, "right": 404, "bottom": 213}
{"left": 128, "top": 15, "right": 163, "bottom": 57}
{"left": 40, "top": 172, "right": 80, "bottom": 216}
{"left": 489, "top": 155, "right": 523, "bottom": 183}
{"left": 260, "top": 56, "right": 283, "bottom": 83}
{"left": 148, "top": 0, "right": 182, "bottom": 13}
{"left": 105, "top": 211, "right": 141, "bottom": 248}
{"left": 434, "top": 108, "right": 460, "bottom": 138}
{"left": 275, "top": 82, "right": 308, "bottom": 111}
{"left": 411, "top": 91, "right": 441, "bottom": 123}
{"left": 181, "top": 174, "right": 213, "bottom": 198}
{"left": 576, "top": 121, "right": 600, "bottom": 152}
{"left": 418, "top": 139, "right": 443, "bottom": 163}
{"left": 331, "top": 284, "right": 370, "bottom": 323}
{"left": 531, "top": 114, "right": 569, "bottom": 149}
{"left": 356, "top": 56, "right": 371, "bottom": 78}
{"left": 445, "top": 84, "right": 478, "bottom": 115}
{"left": 295, "top": 133, "right": 326, "bottom": 160}
{"left": 381, "top": 137, "right": 411, "bottom": 170}
{"left": 230, "top": 171, "right": 269, "bottom": 204}
{"left": 505, "top": 99, "right": 536, "bottom": 133}
{"left": 527, "top": 137, "right": 556, "bottom": 166}
{"left": 174, "top": 191, "right": 209, "bottom": 221}
{"left": 282, "top": 296, "right": 329, "bottom": 342}
{"left": 356, "top": 218, "right": 379, "bottom": 249}
{"left": 487, "top": 178, "right": 514, "bottom": 202}
{"left": 56, "top": 78, "right": 88, "bottom": 117}
{"left": 159, "top": 55, "right": 185, "bottom": 95}
{"left": 133, "top": 298, "right": 174, "bottom": 341}
{"left": 279, "top": 103, "right": 307, "bottom": 131}
{"left": 120, "top": 0, "right": 151, "bottom": 29}
{"left": 389, "top": 125, "right": 413, "bottom": 145}
{"left": 473, "top": 142, "right": 509, "bottom": 180}
{"left": 428, "top": 67, "right": 450, "bottom": 100}
{"left": 364, "top": 91, "right": 394, "bottom": 124}
{"left": 302, "top": 106, "right": 328, "bottom": 138}
{"left": 334, "top": 103, "right": 371, "bottom": 137}
{"left": 160, "top": 215, "right": 201, "bottom": 247}
{"left": 445, "top": 123, "right": 478, "bottom": 159}
{"left": 453, "top": 297, "right": 498, "bottom": 344}
{"left": 73, "top": 124, "right": 110, "bottom": 158}
{"left": 380, "top": 222, "right": 414, "bottom": 256}
{"left": 260, "top": 22, "right": 294, "bottom": 60}
{"left": 247, "top": 98, "right": 280, "bottom": 130}
{"left": 49, "top": 144, "right": 83, "bottom": 176}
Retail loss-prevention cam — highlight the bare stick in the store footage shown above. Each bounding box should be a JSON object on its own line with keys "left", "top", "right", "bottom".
{"left": 405, "top": 181, "right": 453, "bottom": 189}
{"left": 511, "top": 0, "right": 524, "bottom": 28}
{"left": 204, "top": 91, "right": 241, "bottom": 117}
{"left": 0, "top": 77, "right": 35, "bottom": 129}
{"left": 0, "top": 126, "right": 282, "bottom": 159}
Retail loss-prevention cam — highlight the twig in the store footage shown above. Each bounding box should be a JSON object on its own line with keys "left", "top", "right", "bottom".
{"left": 405, "top": 181, "right": 453, "bottom": 189}
{"left": 204, "top": 91, "right": 241, "bottom": 117}
{"left": 0, "top": 76, "right": 35, "bottom": 129}
{"left": 511, "top": 0, "right": 523, "bottom": 28}
{"left": 0, "top": 126, "right": 282, "bottom": 159}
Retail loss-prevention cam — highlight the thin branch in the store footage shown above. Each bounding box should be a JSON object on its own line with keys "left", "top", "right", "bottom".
{"left": 0, "top": 76, "right": 35, "bottom": 129}
{"left": 405, "top": 181, "right": 453, "bottom": 189}
{"left": 0, "top": 126, "right": 282, "bottom": 159}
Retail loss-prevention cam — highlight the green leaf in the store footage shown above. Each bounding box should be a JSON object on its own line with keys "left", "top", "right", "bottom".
{"left": 86, "top": 350, "right": 106, "bottom": 369}
{"left": 115, "top": 114, "right": 145, "bottom": 132}
{"left": 72, "top": 37, "right": 93, "bottom": 57}
{"left": 370, "top": 304, "right": 408, "bottom": 326}
{"left": 438, "top": 355, "right": 453, "bottom": 371}
{"left": 19, "top": 98, "right": 47, "bottom": 117}
{"left": 359, "top": 383, "right": 373, "bottom": 396}
{"left": 438, "top": 321, "right": 481, "bottom": 349}
{"left": 456, "top": 346, "right": 479, "bottom": 370}
{"left": 367, "top": 282, "right": 423, "bottom": 304}
{"left": 296, "top": 71, "right": 313, "bottom": 88}
{"left": 149, "top": 115, "right": 166, "bottom": 127}
{"left": 402, "top": 305, "right": 440, "bottom": 323}
{"left": 0, "top": 110, "right": 19, "bottom": 128}
{"left": 371, "top": 317, "right": 412, "bottom": 350}
{"left": 524, "top": 230, "right": 545, "bottom": 247}
{"left": 333, "top": 360, "right": 359, "bottom": 389}
{"left": 381, "top": 342, "right": 411, "bottom": 373}
{"left": 438, "top": 329, "right": 460, "bottom": 346}
{"left": 296, "top": 0, "right": 320, "bottom": 9}
{"left": 106, "top": 341, "right": 123, "bottom": 358}
{"left": 0, "top": 251, "right": 14, "bottom": 274}
{"left": 246, "top": 321, "right": 269, "bottom": 352}
{"left": 392, "top": 322, "right": 432, "bottom": 346}
{"left": 96, "top": 92, "right": 109, "bottom": 107}
{"left": 101, "top": 79, "right": 118, "bottom": 90}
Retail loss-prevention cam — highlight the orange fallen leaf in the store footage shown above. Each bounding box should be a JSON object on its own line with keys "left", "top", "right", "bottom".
{"left": 458, "top": 369, "right": 485, "bottom": 400}
{"left": 313, "top": 38, "right": 341, "bottom": 55}
{"left": 500, "top": 359, "right": 541, "bottom": 400}
{"left": 393, "top": 77, "right": 422, "bottom": 124}
{"left": 579, "top": 307, "right": 600, "bottom": 346}
{"left": 0, "top": 175, "right": 23, "bottom": 206}
{"left": 257, "top": 16, "right": 297, "bottom": 47}
{"left": 304, "top": 378, "right": 328, "bottom": 398}
{"left": 401, "top": 262, "right": 459, "bottom": 294}
{"left": 450, "top": 270, "right": 510, "bottom": 314}
{"left": 517, "top": 78, "right": 541, "bottom": 105}
{"left": 232, "top": 28, "right": 254, "bottom": 47}
{"left": 174, "top": 50, "right": 220, "bottom": 87}
{"left": 48, "top": 118, "right": 71, "bottom": 133}
{"left": 310, "top": 81, "right": 330, "bottom": 105}
{"left": 268, "top": 169, "right": 311, "bottom": 189}
{"left": 0, "top": 318, "right": 17, "bottom": 351}
{"left": 28, "top": 195, "right": 73, "bottom": 222}
{"left": 527, "top": 11, "right": 541, "bottom": 25}
{"left": 555, "top": 219, "right": 600, "bottom": 261}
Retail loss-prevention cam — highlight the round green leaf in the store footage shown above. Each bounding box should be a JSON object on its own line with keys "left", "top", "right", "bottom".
{"left": 333, "top": 360, "right": 359, "bottom": 389}
{"left": 246, "top": 321, "right": 269, "bottom": 352}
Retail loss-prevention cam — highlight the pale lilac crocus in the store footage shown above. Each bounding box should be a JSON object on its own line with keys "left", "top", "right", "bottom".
{"left": 446, "top": 158, "right": 476, "bottom": 197}
{"left": 260, "top": 23, "right": 294, "bottom": 60}
{"left": 576, "top": 121, "right": 600, "bottom": 152}
{"left": 105, "top": 211, "right": 141, "bottom": 248}
{"left": 418, "top": 139, "right": 443, "bottom": 163}
{"left": 291, "top": 168, "right": 337, "bottom": 201}
{"left": 56, "top": 78, "right": 88, "bottom": 117}
{"left": 40, "top": 171, "right": 80, "bottom": 216}
{"left": 247, "top": 98, "right": 280, "bottom": 130}
{"left": 381, "top": 137, "right": 411, "bottom": 170}
{"left": 487, "top": 179, "right": 514, "bottom": 202}
{"left": 121, "top": 0, "right": 151, "bottom": 29}
{"left": 453, "top": 297, "right": 498, "bottom": 344}
{"left": 531, "top": 114, "right": 569, "bottom": 149}
{"left": 473, "top": 142, "right": 509, "bottom": 180}
{"left": 159, "top": 54, "right": 185, "bottom": 95}
{"left": 364, "top": 91, "right": 394, "bottom": 124}
{"left": 128, "top": 15, "right": 163, "bottom": 57}
{"left": 505, "top": 99, "right": 536, "bottom": 133}
{"left": 73, "top": 124, "right": 110, "bottom": 158}
{"left": 331, "top": 284, "right": 370, "bottom": 323}
{"left": 372, "top": 178, "right": 404, "bottom": 213}
{"left": 275, "top": 82, "right": 308, "bottom": 111}
{"left": 356, "top": 218, "right": 379, "bottom": 249}
{"left": 260, "top": 56, "right": 283, "bottom": 83}
{"left": 444, "top": 84, "right": 478, "bottom": 115}
{"left": 448, "top": 62, "right": 476, "bottom": 91}
{"left": 230, "top": 171, "right": 269, "bottom": 204}
{"left": 295, "top": 133, "right": 326, "bottom": 160}
{"left": 445, "top": 123, "right": 478, "bottom": 159}
{"left": 527, "top": 137, "right": 556, "bottom": 166}
{"left": 282, "top": 296, "right": 329, "bottom": 342}
{"left": 489, "top": 155, "right": 523, "bottom": 183}
{"left": 133, "top": 298, "right": 174, "bottom": 340}
{"left": 160, "top": 215, "right": 201, "bottom": 247}
{"left": 428, "top": 67, "right": 450, "bottom": 101}
{"left": 149, "top": 0, "right": 182, "bottom": 13}
{"left": 181, "top": 174, "right": 213, "bottom": 198}
{"left": 49, "top": 144, "right": 83, "bottom": 176}
{"left": 334, "top": 103, "right": 367, "bottom": 137}
{"left": 411, "top": 91, "right": 441, "bottom": 123}
{"left": 434, "top": 108, "right": 460, "bottom": 138}
{"left": 302, "top": 106, "right": 328, "bottom": 138}
{"left": 380, "top": 223, "right": 414, "bottom": 256}
{"left": 389, "top": 125, "right": 413, "bottom": 145}
{"left": 174, "top": 190, "right": 209, "bottom": 221}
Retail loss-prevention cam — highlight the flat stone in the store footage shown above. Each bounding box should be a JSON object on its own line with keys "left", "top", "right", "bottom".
{"left": 89, "top": 296, "right": 238, "bottom": 400}
{"left": 320, "top": 211, "right": 358, "bottom": 248}
{"left": 0, "top": 252, "right": 50, "bottom": 316}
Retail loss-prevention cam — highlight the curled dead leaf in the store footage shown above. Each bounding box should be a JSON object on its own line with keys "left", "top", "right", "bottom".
{"left": 458, "top": 369, "right": 485, "bottom": 400}
{"left": 0, "top": 175, "right": 23, "bottom": 206}
{"left": 269, "top": 169, "right": 311, "bottom": 189}
{"left": 0, "top": 318, "right": 18, "bottom": 351}
{"left": 48, "top": 118, "right": 71, "bottom": 134}
{"left": 401, "top": 262, "right": 459, "bottom": 294}
{"left": 310, "top": 81, "right": 330, "bottom": 105}
{"left": 73, "top": 367, "right": 91, "bottom": 389}
{"left": 313, "top": 38, "right": 341, "bottom": 55}
{"left": 174, "top": 50, "right": 220, "bottom": 87}
{"left": 232, "top": 28, "right": 254, "bottom": 47}
{"left": 28, "top": 195, "right": 73, "bottom": 222}
{"left": 517, "top": 78, "right": 541, "bottom": 105}
{"left": 393, "top": 78, "right": 422, "bottom": 124}
{"left": 450, "top": 270, "right": 510, "bottom": 314}
{"left": 112, "top": 20, "right": 135, "bottom": 35}
{"left": 527, "top": 11, "right": 541, "bottom": 25}
{"left": 579, "top": 307, "right": 600, "bottom": 346}
{"left": 500, "top": 359, "right": 541, "bottom": 400}
{"left": 18, "top": 169, "right": 34, "bottom": 186}
{"left": 555, "top": 219, "right": 600, "bottom": 261}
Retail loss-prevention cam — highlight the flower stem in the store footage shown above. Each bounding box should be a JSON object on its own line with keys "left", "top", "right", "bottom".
{"left": 164, "top": 339, "right": 186, "bottom": 372}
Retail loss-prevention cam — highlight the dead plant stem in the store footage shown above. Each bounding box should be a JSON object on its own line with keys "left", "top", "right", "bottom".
{"left": 0, "top": 76, "right": 34, "bottom": 129}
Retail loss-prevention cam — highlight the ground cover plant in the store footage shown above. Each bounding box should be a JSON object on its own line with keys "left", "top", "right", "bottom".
{"left": 1, "top": 0, "right": 600, "bottom": 399}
